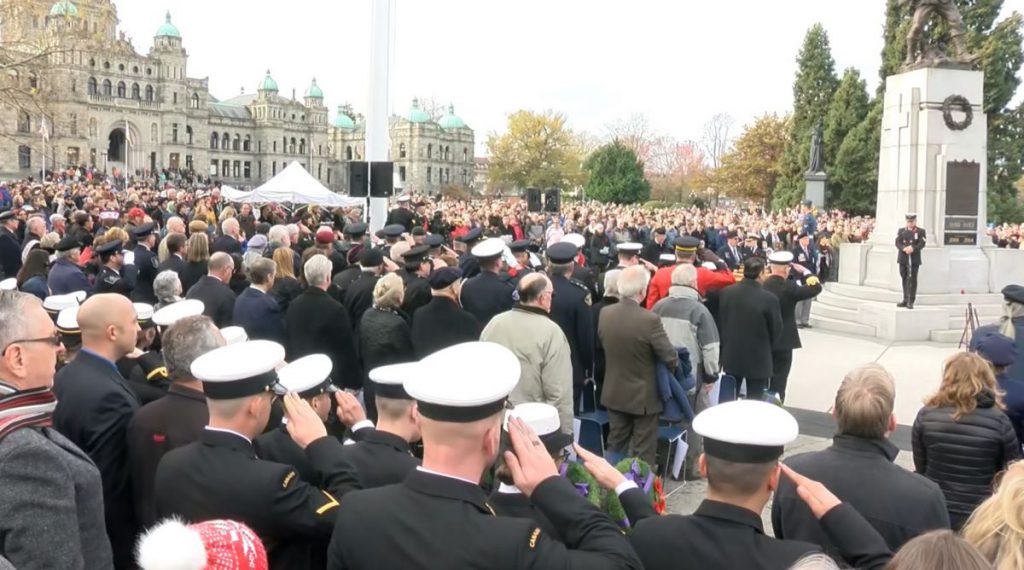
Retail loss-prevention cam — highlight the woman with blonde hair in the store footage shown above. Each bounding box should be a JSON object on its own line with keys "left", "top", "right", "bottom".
{"left": 886, "top": 530, "right": 991, "bottom": 570}
{"left": 358, "top": 273, "right": 414, "bottom": 420}
{"left": 963, "top": 461, "right": 1024, "bottom": 570}
{"left": 912, "top": 352, "right": 1021, "bottom": 530}
{"left": 180, "top": 232, "right": 210, "bottom": 293}
{"left": 270, "top": 246, "right": 301, "bottom": 313}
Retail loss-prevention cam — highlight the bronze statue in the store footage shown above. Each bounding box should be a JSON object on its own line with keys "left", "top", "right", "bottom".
{"left": 901, "top": 0, "right": 975, "bottom": 68}
{"left": 807, "top": 120, "right": 825, "bottom": 174}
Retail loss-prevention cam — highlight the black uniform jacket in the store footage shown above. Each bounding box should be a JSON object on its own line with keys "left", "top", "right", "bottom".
{"left": 717, "top": 278, "right": 783, "bottom": 379}
{"left": 155, "top": 429, "right": 360, "bottom": 570}
{"left": 328, "top": 470, "right": 642, "bottom": 569}
{"left": 334, "top": 428, "right": 419, "bottom": 489}
{"left": 126, "top": 383, "right": 208, "bottom": 529}
{"left": 95, "top": 265, "right": 133, "bottom": 297}
{"left": 410, "top": 296, "right": 480, "bottom": 359}
{"left": 117, "top": 351, "right": 171, "bottom": 405}
{"left": 131, "top": 244, "right": 159, "bottom": 304}
{"left": 186, "top": 275, "right": 237, "bottom": 327}
{"left": 550, "top": 273, "right": 595, "bottom": 387}
{"left": 398, "top": 271, "right": 432, "bottom": 316}
{"left": 460, "top": 270, "right": 516, "bottom": 327}
{"left": 488, "top": 488, "right": 562, "bottom": 542}
{"left": 343, "top": 271, "right": 380, "bottom": 327}
{"left": 285, "top": 287, "right": 361, "bottom": 389}
{"left": 255, "top": 426, "right": 327, "bottom": 485}
{"left": 896, "top": 226, "right": 926, "bottom": 266}
{"left": 763, "top": 274, "right": 822, "bottom": 351}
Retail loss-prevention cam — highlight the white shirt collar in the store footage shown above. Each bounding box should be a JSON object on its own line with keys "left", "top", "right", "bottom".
{"left": 497, "top": 483, "right": 522, "bottom": 495}
{"left": 415, "top": 466, "right": 479, "bottom": 486}
{"left": 204, "top": 426, "right": 252, "bottom": 445}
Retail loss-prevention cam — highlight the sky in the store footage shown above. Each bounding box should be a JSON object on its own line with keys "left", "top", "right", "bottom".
{"left": 114, "top": 0, "right": 1024, "bottom": 154}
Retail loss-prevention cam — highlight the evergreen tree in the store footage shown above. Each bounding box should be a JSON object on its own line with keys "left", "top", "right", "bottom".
{"left": 823, "top": 68, "right": 871, "bottom": 204}
{"left": 832, "top": 104, "right": 883, "bottom": 215}
{"left": 773, "top": 24, "right": 840, "bottom": 210}
{"left": 583, "top": 141, "right": 651, "bottom": 204}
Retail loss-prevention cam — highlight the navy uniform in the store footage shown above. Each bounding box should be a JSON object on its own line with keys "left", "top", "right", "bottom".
{"left": 565, "top": 234, "right": 601, "bottom": 300}
{"left": 410, "top": 267, "right": 480, "bottom": 359}
{"left": 762, "top": 252, "right": 822, "bottom": 402}
{"left": 131, "top": 223, "right": 159, "bottom": 304}
{"left": 385, "top": 197, "right": 416, "bottom": 232}
{"left": 328, "top": 342, "right": 643, "bottom": 569}
{"left": 398, "top": 245, "right": 433, "bottom": 316}
{"left": 547, "top": 242, "right": 595, "bottom": 405}
{"left": 343, "top": 248, "right": 384, "bottom": 327}
{"left": 0, "top": 210, "right": 23, "bottom": 278}
{"left": 94, "top": 239, "right": 132, "bottom": 297}
{"left": 154, "top": 340, "right": 361, "bottom": 570}
{"left": 895, "top": 213, "right": 926, "bottom": 309}
{"left": 460, "top": 238, "right": 516, "bottom": 327}
{"left": 456, "top": 227, "right": 483, "bottom": 279}
{"left": 503, "top": 239, "right": 535, "bottom": 288}
{"left": 379, "top": 224, "right": 406, "bottom": 260}
{"left": 624, "top": 400, "right": 892, "bottom": 570}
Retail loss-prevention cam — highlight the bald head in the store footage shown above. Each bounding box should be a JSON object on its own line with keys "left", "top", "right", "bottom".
{"left": 78, "top": 294, "right": 139, "bottom": 359}
{"left": 517, "top": 273, "right": 553, "bottom": 310}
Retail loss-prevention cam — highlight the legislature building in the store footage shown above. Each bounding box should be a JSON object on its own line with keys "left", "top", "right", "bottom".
{"left": 0, "top": 0, "right": 476, "bottom": 194}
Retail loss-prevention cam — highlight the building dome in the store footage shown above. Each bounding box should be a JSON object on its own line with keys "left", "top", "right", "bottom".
{"left": 407, "top": 98, "right": 430, "bottom": 123}
{"left": 259, "top": 70, "right": 278, "bottom": 93}
{"left": 333, "top": 106, "right": 355, "bottom": 129}
{"left": 305, "top": 78, "right": 324, "bottom": 99}
{"left": 155, "top": 12, "right": 181, "bottom": 37}
{"left": 438, "top": 104, "right": 466, "bottom": 130}
{"left": 48, "top": 0, "right": 79, "bottom": 17}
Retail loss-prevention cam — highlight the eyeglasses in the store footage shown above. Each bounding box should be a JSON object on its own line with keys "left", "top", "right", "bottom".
{"left": 2, "top": 332, "right": 63, "bottom": 354}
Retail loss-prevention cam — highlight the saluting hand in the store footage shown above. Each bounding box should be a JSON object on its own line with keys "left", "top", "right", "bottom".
{"left": 283, "top": 393, "right": 328, "bottom": 449}
{"left": 334, "top": 391, "right": 367, "bottom": 426}
{"left": 781, "top": 464, "right": 841, "bottom": 519}
{"left": 574, "top": 444, "right": 626, "bottom": 490}
{"left": 503, "top": 416, "right": 558, "bottom": 497}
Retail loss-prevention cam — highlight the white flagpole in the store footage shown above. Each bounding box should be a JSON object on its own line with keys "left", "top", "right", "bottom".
{"left": 41, "top": 117, "right": 46, "bottom": 181}
{"left": 124, "top": 118, "right": 130, "bottom": 181}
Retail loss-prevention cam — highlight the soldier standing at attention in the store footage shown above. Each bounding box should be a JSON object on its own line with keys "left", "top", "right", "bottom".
{"left": 896, "top": 213, "right": 926, "bottom": 310}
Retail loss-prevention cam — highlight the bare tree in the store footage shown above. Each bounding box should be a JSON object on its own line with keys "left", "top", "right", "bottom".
{"left": 416, "top": 97, "right": 448, "bottom": 121}
{"left": 605, "top": 113, "right": 659, "bottom": 166}
{"left": 701, "top": 113, "right": 733, "bottom": 169}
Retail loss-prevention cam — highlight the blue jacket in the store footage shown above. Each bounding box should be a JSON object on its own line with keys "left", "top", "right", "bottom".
{"left": 20, "top": 274, "right": 48, "bottom": 300}
{"left": 233, "top": 287, "right": 285, "bottom": 344}
{"left": 47, "top": 258, "right": 92, "bottom": 295}
{"left": 657, "top": 347, "right": 696, "bottom": 423}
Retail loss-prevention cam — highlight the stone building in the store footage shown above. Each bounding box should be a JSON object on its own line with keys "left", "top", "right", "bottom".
{"left": 0, "top": 0, "right": 475, "bottom": 196}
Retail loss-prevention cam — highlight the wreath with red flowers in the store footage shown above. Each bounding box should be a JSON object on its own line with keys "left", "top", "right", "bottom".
{"left": 601, "top": 458, "right": 667, "bottom": 531}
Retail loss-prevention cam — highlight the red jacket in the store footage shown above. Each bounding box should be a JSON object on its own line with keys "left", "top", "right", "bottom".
{"left": 645, "top": 263, "right": 735, "bottom": 309}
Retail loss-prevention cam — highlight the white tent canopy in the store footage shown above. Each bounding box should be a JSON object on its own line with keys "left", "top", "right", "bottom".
{"left": 237, "top": 161, "right": 364, "bottom": 207}
{"left": 220, "top": 184, "right": 252, "bottom": 201}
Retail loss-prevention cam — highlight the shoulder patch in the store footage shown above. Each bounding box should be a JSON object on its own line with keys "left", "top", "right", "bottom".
{"left": 151, "top": 256, "right": 159, "bottom": 269}
{"left": 103, "top": 274, "right": 119, "bottom": 285}
{"left": 528, "top": 527, "right": 541, "bottom": 550}
{"left": 316, "top": 490, "right": 340, "bottom": 515}
{"left": 584, "top": 293, "right": 592, "bottom": 306}
{"left": 282, "top": 471, "right": 296, "bottom": 489}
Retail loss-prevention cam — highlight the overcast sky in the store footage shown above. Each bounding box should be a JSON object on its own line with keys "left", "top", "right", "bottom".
{"left": 115, "top": 0, "right": 1024, "bottom": 154}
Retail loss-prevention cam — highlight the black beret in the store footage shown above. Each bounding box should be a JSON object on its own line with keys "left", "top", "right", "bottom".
{"left": 424, "top": 234, "right": 444, "bottom": 247}
{"left": 509, "top": 239, "right": 531, "bottom": 253}
{"left": 359, "top": 247, "right": 384, "bottom": 267}
{"left": 383, "top": 224, "right": 405, "bottom": 238}
{"left": 1003, "top": 284, "right": 1024, "bottom": 305}
{"left": 344, "top": 222, "right": 368, "bottom": 236}
{"left": 95, "top": 239, "right": 123, "bottom": 255}
{"left": 132, "top": 222, "right": 156, "bottom": 238}
{"left": 456, "top": 227, "right": 482, "bottom": 243}
{"left": 429, "top": 267, "right": 463, "bottom": 290}
{"left": 546, "top": 242, "right": 578, "bottom": 264}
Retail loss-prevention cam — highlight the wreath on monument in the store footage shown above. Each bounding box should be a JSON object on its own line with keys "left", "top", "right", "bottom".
{"left": 942, "top": 95, "right": 973, "bottom": 131}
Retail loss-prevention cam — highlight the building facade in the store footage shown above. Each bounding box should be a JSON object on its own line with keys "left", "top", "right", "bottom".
{"left": 0, "top": 0, "right": 475, "bottom": 196}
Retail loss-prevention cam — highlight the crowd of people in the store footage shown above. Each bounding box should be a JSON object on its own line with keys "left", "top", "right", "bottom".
{"left": 0, "top": 172, "right": 1022, "bottom": 570}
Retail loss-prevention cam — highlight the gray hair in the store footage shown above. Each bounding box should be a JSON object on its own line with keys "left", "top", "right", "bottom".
{"left": 603, "top": 269, "right": 623, "bottom": 298}
{"left": 617, "top": 266, "right": 650, "bottom": 299}
{"left": 787, "top": 554, "right": 841, "bottom": 570}
{"left": 286, "top": 223, "right": 299, "bottom": 239}
{"left": 0, "top": 291, "right": 40, "bottom": 354}
{"left": 221, "top": 217, "right": 239, "bottom": 235}
{"left": 248, "top": 257, "right": 276, "bottom": 286}
{"left": 304, "top": 254, "right": 332, "bottom": 286}
{"left": 671, "top": 264, "right": 698, "bottom": 288}
{"left": 267, "top": 225, "right": 288, "bottom": 245}
{"left": 49, "top": 213, "right": 65, "bottom": 226}
{"left": 162, "top": 315, "right": 223, "bottom": 382}
{"left": 208, "top": 251, "right": 234, "bottom": 274}
{"left": 373, "top": 273, "right": 404, "bottom": 310}
{"left": 55, "top": 248, "right": 79, "bottom": 260}
{"left": 154, "top": 270, "right": 183, "bottom": 303}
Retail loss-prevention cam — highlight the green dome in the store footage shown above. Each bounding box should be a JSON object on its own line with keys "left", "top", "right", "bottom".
{"left": 259, "top": 70, "right": 278, "bottom": 93}
{"left": 305, "top": 78, "right": 323, "bottom": 99}
{"left": 155, "top": 12, "right": 181, "bottom": 38}
{"left": 333, "top": 106, "right": 355, "bottom": 129}
{"left": 49, "top": 0, "right": 79, "bottom": 17}
{"left": 438, "top": 103, "right": 466, "bottom": 130}
{"left": 407, "top": 98, "right": 430, "bottom": 123}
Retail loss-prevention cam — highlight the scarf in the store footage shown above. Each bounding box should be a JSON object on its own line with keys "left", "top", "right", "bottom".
{"left": 0, "top": 382, "right": 58, "bottom": 443}
{"left": 1000, "top": 301, "right": 1024, "bottom": 339}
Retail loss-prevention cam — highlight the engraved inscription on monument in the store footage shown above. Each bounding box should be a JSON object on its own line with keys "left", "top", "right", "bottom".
{"left": 945, "top": 161, "right": 980, "bottom": 216}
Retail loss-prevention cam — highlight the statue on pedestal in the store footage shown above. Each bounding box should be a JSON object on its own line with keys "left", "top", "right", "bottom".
{"left": 806, "top": 120, "right": 825, "bottom": 175}
{"left": 901, "top": 0, "right": 977, "bottom": 69}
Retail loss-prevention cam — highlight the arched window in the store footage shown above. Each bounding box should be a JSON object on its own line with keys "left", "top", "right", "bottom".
{"left": 116, "top": 81, "right": 126, "bottom": 98}
{"left": 145, "top": 85, "right": 154, "bottom": 101}
{"left": 150, "top": 123, "right": 158, "bottom": 143}
{"left": 190, "top": 93, "right": 200, "bottom": 109}
{"left": 88, "top": 58, "right": 95, "bottom": 67}
{"left": 427, "top": 143, "right": 433, "bottom": 159}
{"left": 87, "top": 77, "right": 98, "bottom": 95}
{"left": 282, "top": 136, "right": 287, "bottom": 152}
{"left": 16, "top": 112, "right": 30, "bottom": 133}
{"left": 399, "top": 143, "right": 406, "bottom": 158}
{"left": 463, "top": 147, "right": 468, "bottom": 161}
{"left": 221, "top": 133, "right": 230, "bottom": 150}
{"left": 102, "top": 79, "right": 112, "bottom": 96}
{"left": 243, "top": 135, "right": 251, "bottom": 152}
{"left": 103, "top": 61, "right": 110, "bottom": 70}
{"left": 445, "top": 146, "right": 450, "bottom": 161}
{"left": 131, "top": 83, "right": 140, "bottom": 100}
{"left": 210, "top": 132, "right": 218, "bottom": 149}
{"left": 299, "top": 139, "right": 305, "bottom": 155}
{"left": 345, "top": 146, "right": 352, "bottom": 161}
{"left": 186, "top": 126, "right": 194, "bottom": 145}
{"left": 232, "top": 135, "right": 240, "bottom": 151}
{"left": 289, "top": 138, "right": 296, "bottom": 154}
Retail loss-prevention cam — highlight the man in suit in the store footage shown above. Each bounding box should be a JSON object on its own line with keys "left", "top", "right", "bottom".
{"left": 0, "top": 291, "right": 114, "bottom": 569}
{"left": 717, "top": 257, "right": 783, "bottom": 401}
{"left": 0, "top": 210, "right": 22, "bottom": 278}
{"left": 156, "top": 233, "right": 186, "bottom": 277}
{"left": 343, "top": 248, "right": 385, "bottom": 328}
{"left": 599, "top": 266, "right": 678, "bottom": 466}
{"left": 185, "top": 252, "right": 236, "bottom": 327}
{"left": 126, "top": 315, "right": 223, "bottom": 529}
{"left": 791, "top": 232, "right": 818, "bottom": 328}
{"left": 460, "top": 238, "right": 516, "bottom": 327}
{"left": 53, "top": 294, "right": 141, "bottom": 569}
{"left": 896, "top": 213, "right": 926, "bottom": 309}
{"left": 212, "top": 217, "right": 243, "bottom": 255}
{"left": 131, "top": 223, "right": 160, "bottom": 304}
{"left": 716, "top": 230, "right": 743, "bottom": 271}
{"left": 546, "top": 242, "right": 595, "bottom": 409}
{"left": 286, "top": 255, "right": 361, "bottom": 390}
{"left": 641, "top": 227, "right": 671, "bottom": 266}
{"left": 233, "top": 257, "right": 285, "bottom": 344}
{"left": 410, "top": 267, "right": 479, "bottom": 359}
{"left": 762, "top": 251, "right": 822, "bottom": 402}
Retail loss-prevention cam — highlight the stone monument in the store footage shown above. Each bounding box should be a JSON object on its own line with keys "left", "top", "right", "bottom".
{"left": 812, "top": 1, "right": 1023, "bottom": 341}
{"left": 804, "top": 120, "right": 827, "bottom": 208}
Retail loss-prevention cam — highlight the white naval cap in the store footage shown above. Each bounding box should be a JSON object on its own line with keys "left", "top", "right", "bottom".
{"left": 617, "top": 242, "right": 643, "bottom": 254}
{"left": 561, "top": 233, "right": 586, "bottom": 249}
{"left": 0, "top": 278, "right": 16, "bottom": 291}
{"left": 397, "top": 194, "right": 411, "bottom": 203}
{"left": 219, "top": 326, "right": 248, "bottom": 346}
{"left": 274, "top": 354, "right": 336, "bottom": 398}
{"left": 768, "top": 251, "right": 794, "bottom": 265}
{"left": 504, "top": 402, "right": 573, "bottom": 452}
{"left": 153, "top": 299, "right": 205, "bottom": 327}
{"left": 56, "top": 306, "right": 80, "bottom": 334}
{"left": 190, "top": 339, "right": 286, "bottom": 400}
{"left": 659, "top": 254, "right": 676, "bottom": 263}
{"left": 693, "top": 400, "right": 798, "bottom": 463}
{"left": 471, "top": 238, "right": 506, "bottom": 260}
{"left": 368, "top": 362, "right": 418, "bottom": 400}
{"left": 404, "top": 342, "right": 520, "bottom": 423}
{"left": 43, "top": 292, "right": 85, "bottom": 314}
{"left": 133, "top": 303, "right": 155, "bottom": 327}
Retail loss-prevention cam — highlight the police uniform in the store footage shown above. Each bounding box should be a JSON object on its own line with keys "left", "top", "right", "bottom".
{"left": 502, "top": 239, "right": 535, "bottom": 288}
{"left": 895, "top": 213, "right": 926, "bottom": 309}
{"left": 625, "top": 400, "right": 892, "bottom": 570}
{"left": 762, "top": 252, "right": 822, "bottom": 402}
{"left": 94, "top": 239, "right": 132, "bottom": 297}
{"left": 154, "top": 340, "right": 360, "bottom": 570}
{"left": 379, "top": 224, "right": 406, "bottom": 260}
{"left": 328, "top": 342, "right": 642, "bottom": 569}
{"left": 564, "top": 234, "right": 600, "bottom": 300}
{"left": 547, "top": 242, "right": 595, "bottom": 405}
{"left": 131, "top": 223, "right": 159, "bottom": 304}
{"left": 398, "top": 245, "right": 433, "bottom": 316}
{"left": 457, "top": 227, "right": 483, "bottom": 279}
{"left": 460, "top": 238, "right": 516, "bottom": 327}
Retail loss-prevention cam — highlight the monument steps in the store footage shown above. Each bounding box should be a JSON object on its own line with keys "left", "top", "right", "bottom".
{"left": 807, "top": 314, "right": 877, "bottom": 337}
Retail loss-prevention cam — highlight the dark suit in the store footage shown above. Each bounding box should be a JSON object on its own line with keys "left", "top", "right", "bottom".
{"left": 186, "top": 275, "right": 237, "bottom": 327}
{"left": 328, "top": 470, "right": 642, "bottom": 569}
{"left": 53, "top": 350, "right": 140, "bottom": 569}
{"left": 132, "top": 244, "right": 159, "bottom": 304}
{"left": 234, "top": 287, "right": 285, "bottom": 343}
{"left": 0, "top": 226, "right": 23, "bottom": 278}
{"left": 398, "top": 271, "right": 432, "bottom": 316}
{"left": 385, "top": 207, "right": 415, "bottom": 232}
{"left": 763, "top": 274, "right": 822, "bottom": 401}
{"left": 549, "top": 273, "right": 595, "bottom": 403}
{"left": 334, "top": 429, "right": 419, "bottom": 488}
{"left": 125, "top": 383, "right": 208, "bottom": 529}
{"left": 598, "top": 298, "right": 678, "bottom": 465}
{"left": 155, "top": 429, "right": 360, "bottom": 570}
{"left": 716, "top": 243, "right": 743, "bottom": 270}
{"left": 410, "top": 296, "right": 480, "bottom": 359}
{"left": 895, "top": 226, "right": 926, "bottom": 306}
{"left": 285, "top": 287, "right": 361, "bottom": 390}
{"left": 211, "top": 235, "right": 242, "bottom": 255}
{"left": 718, "top": 278, "right": 783, "bottom": 400}
{"left": 157, "top": 254, "right": 185, "bottom": 278}
{"left": 460, "top": 270, "right": 516, "bottom": 327}
{"left": 343, "top": 271, "right": 380, "bottom": 328}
